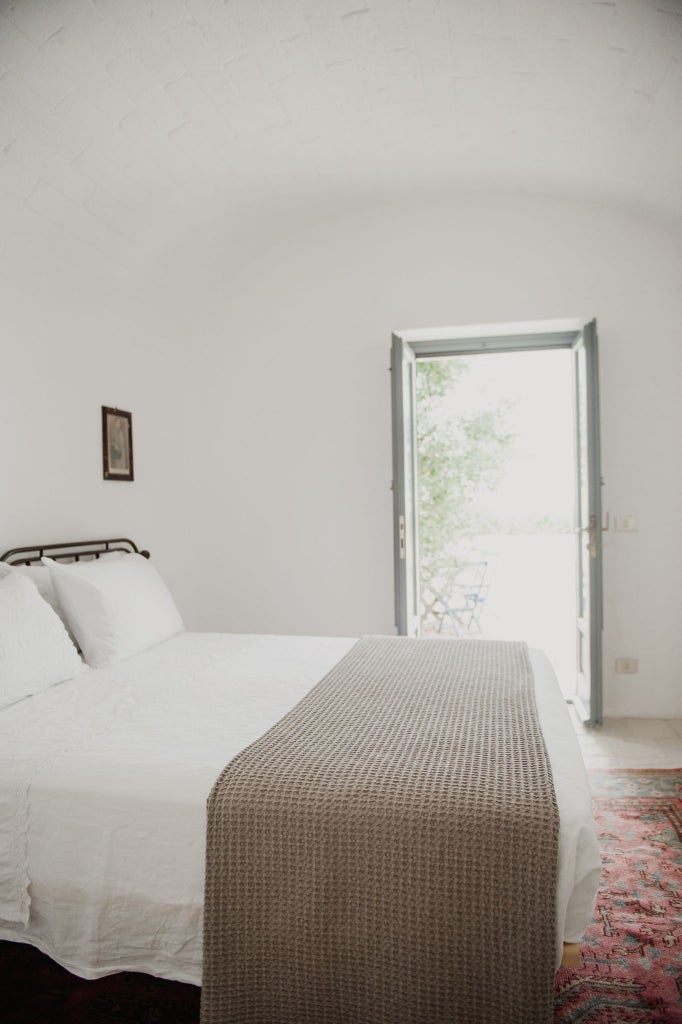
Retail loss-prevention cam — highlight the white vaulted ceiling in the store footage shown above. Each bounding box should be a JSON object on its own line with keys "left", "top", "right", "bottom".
{"left": 0, "top": 0, "right": 681, "bottom": 279}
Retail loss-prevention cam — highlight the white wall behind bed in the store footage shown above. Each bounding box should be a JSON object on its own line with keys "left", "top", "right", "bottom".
{"left": 2, "top": 189, "right": 680, "bottom": 719}
{"left": 0, "top": 201, "right": 198, "bottom": 624}
{"left": 190, "top": 190, "right": 682, "bottom": 720}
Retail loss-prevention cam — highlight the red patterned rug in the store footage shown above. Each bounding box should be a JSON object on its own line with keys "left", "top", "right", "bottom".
{"left": 555, "top": 769, "right": 682, "bottom": 1023}
{"left": 2, "top": 768, "right": 681, "bottom": 1022}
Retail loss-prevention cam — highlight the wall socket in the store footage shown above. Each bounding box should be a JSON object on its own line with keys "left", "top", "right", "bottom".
{"left": 615, "top": 657, "right": 639, "bottom": 674}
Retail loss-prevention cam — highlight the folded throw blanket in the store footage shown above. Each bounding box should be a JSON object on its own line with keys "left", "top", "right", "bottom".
{"left": 201, "top": 635, "right": 559, "bottom": 1024}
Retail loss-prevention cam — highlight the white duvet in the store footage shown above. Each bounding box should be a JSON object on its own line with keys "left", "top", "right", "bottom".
{"left": 0, "top": 632, "right": 600, "bottom": 983}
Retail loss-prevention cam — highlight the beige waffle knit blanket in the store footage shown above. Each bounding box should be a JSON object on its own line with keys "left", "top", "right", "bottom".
{"left": 201, "top": 636, "right": 559, "bottom": 1024}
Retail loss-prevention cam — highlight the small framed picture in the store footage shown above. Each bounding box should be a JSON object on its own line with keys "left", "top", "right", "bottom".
{"left": 102, "top": 406, "right": 134, "bottom": 481}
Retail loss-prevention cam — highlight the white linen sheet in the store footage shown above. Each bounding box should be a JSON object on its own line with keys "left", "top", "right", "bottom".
{"left": 0, "top": 632, "right": 600, "bottom": 983}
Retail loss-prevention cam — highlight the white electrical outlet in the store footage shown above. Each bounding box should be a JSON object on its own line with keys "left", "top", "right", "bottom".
{"left": 615, "top": 657, "right": 638, "bottom": 674}
{"left": 615, "top": 515, "right": 638, "bottom": 532}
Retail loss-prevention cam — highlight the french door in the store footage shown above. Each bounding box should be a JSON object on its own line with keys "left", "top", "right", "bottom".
{"left": 390, "top": 337, "right": 420, "bottom": 636}
{"left": 391, "top": 320, "right": 603, "bottom": 725}
{"left": 572, "top": 320, "right": 603, "bottom": 725}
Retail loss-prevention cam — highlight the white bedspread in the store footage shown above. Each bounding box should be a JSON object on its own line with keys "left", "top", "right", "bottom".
{"left": 0, "top": 633, "right": 599, "bottom": 983}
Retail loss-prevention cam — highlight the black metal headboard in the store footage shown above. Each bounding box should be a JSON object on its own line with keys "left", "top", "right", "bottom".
{"left": 0, "top": 538, "right": 150, "bottom": 566}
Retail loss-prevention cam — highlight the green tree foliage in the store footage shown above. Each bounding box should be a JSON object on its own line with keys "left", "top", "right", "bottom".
{"left": 416, "top": 358, "right": 514, "bottom": 626}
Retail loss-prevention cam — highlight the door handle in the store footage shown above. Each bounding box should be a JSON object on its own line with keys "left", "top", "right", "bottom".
{"left": 587, "top": 514, "right": 599, "bottom": 559}
{"left": 579, "top": 512, "right": 607, "bottom": 558}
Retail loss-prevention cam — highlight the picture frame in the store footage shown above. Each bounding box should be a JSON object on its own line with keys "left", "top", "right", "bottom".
{"left": 102, "top": 406, "right": 134, "bottom": 481}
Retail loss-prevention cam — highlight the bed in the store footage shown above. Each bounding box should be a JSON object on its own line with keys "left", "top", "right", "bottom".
{"left": 0, "top": 539, "right": 600, "bottom": 1020}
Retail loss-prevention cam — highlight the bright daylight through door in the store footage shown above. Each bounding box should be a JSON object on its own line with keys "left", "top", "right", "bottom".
{"left": 416, "top": 349, "right": 576, "bottom": 697}
{"left": 391, "top": 321, "right": 602, "bottom": 723}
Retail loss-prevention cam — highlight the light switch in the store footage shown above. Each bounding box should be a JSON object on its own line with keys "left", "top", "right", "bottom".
{"left": 615, "top": 515, "right": 638, "bottom": 532}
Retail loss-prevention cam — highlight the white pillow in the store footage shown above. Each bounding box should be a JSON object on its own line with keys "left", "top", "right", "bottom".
{"left": 0, "top": 551, "right": 126, "bottom": 634}
{"left": 44, "top": 554, "right": 184, "bottom": 668}
{"left": 0, "top": 562, "right": 66, "bottom": 626}
{"left": 0, "top": 573, "right": 84, "bottom": 710}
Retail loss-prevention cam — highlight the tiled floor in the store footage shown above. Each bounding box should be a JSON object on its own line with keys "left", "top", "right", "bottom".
{"left": 570, "top": 709, "right": 682, "bottom": 770}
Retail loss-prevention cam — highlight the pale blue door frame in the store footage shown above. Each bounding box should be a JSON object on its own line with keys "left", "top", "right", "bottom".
{"left": 391, "top": 319, "right": 603, "bottom": 726}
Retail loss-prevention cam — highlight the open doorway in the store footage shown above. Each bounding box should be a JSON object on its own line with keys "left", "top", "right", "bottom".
{"left": 416, "top": 348, "right": 576, "bottom": 698}
{"left": 391, "top": 320, "right": 603, "bottom": 725}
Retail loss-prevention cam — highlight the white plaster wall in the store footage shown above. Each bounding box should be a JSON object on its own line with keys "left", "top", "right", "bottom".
{"left": 191, "top": 191, "right": 682, "bottom": 719}
{"left": 0, "top": 205, "right": 198, "bottom": 625}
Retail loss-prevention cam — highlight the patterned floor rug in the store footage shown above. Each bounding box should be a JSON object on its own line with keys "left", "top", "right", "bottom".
{"left": 2, "top": 768, "right": 681, "bottom": 1022}
{"left": 555, "top": 769, "right": 682, "bottom": 1024}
